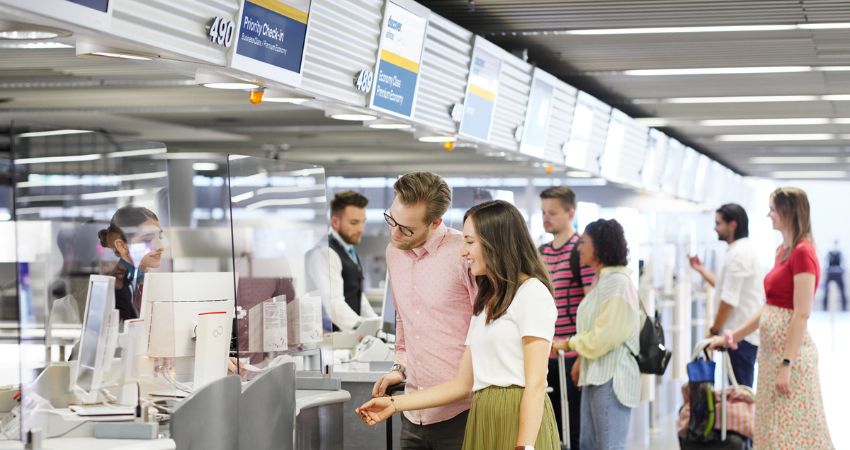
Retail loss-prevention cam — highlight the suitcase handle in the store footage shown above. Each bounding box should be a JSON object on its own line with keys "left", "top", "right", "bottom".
{"left": 557, "top": 350, "right": 571, "bottom": 449}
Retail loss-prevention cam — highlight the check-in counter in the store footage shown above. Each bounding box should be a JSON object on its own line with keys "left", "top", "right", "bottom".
{"left": 334, "top": 361, "right": 400, "bottom": 450}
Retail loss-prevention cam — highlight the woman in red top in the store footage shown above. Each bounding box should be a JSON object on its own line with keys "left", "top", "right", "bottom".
{"left": 712, "top": 187, "right": 833, "bottom": 449}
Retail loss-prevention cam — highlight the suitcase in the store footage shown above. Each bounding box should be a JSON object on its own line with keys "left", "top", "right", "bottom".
{"left": 557, "top": 350, "right": 571, "bottom": 450}
{"left": 680, "top": 342, "right": 751, "bottom": 450}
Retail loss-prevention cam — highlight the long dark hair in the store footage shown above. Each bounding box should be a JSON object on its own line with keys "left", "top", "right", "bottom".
{"left": 464, "top": 200, "right": 553, "bottom": 324}
{"left": 97, "top": 205, "right": 159, "bottom": 253}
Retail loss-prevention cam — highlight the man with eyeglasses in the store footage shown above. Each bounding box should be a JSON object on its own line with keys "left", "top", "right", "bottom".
{"left": 372, "top": 172, "right": 476, "bottom": 450}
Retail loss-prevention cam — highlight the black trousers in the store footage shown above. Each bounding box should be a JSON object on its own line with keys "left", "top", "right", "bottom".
{"left": 400, "top": 410, "right": 469, "bottom": 450}
{"left": 547, "top": 356, "right": 581, "bottom": 450}
{"left": 822, "top": 272, "right": 848, "bottom": 311}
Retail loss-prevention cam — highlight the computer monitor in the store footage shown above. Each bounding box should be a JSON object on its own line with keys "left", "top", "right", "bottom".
{"left": 75, "top": 275, "right": 119, "bottom": 403}
{"left": 139, "top": 272, "right": 237, "bottom": 358}
{"left": 380, "top": 274, "right": 395, "bottom": 335}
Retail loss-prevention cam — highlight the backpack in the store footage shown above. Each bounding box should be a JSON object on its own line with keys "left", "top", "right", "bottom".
{"left": 635, "top": 300, "right": 672, "bottom": 375}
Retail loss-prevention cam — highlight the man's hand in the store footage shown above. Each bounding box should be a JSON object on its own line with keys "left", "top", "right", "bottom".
{"left": 688, "top": 255, "right": 704, "bottom": 272}
{"left": 372, "top": 370, "right": 405, "bottom": 397}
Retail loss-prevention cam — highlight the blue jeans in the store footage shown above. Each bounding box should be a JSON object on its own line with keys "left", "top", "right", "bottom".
{"left": 728, "top": 340, "right": 758, "bottom": 388}
{"left": 579, "top": 380, "right": 632, "bottom": 450}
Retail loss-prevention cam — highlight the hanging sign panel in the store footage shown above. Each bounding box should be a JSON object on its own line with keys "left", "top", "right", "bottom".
{"left": 66, "top": 0, "right": 108, "bottom": 11}
{"left": 459, "top": 37, "right": 503, "bottom": 143}
{"left": 369, "top": 0, "right": 429, "bottom": 118}
{"left": 519, "top": 68, "right": 557, "bottom": 158}
{"left": 230, "top": 0, "right": 311, "bottom": 87}
{"left": 9, "top": 0, "right": 112, "bottom": 30}
{"left": 564, "top": 92, "right": 596, "bottom": 171}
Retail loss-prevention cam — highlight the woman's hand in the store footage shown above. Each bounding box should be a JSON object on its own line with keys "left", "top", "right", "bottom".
{"left": 707, "top": 330, "right": 737, "bottom": 351}
{"left": 570, "top": 359, "right": 580, "bottom": 386}
{"left": 776, "top": 365, "right": 791, "bottom": 395}
{"left": 552, "top": 337, "right": 569, "bottom": 354}
{"left": 355, "top": 397, "right": 396, "bottom": 426}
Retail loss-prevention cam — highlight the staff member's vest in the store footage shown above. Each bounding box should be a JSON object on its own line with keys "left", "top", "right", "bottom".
{"left": 328, "top": 236, "right": 364, "bottom": 330}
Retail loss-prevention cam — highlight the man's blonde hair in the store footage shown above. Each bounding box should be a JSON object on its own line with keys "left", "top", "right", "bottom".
{"left": 393, "top": 172, "right": 451, "bottom": 224}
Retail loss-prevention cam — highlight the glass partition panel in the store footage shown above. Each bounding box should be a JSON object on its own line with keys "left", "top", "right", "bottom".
{"left": 10, "top": 122, "right": 172, "bottom": 436}
{"left": 226, "top": 156, "right": 328, "bottom": 370}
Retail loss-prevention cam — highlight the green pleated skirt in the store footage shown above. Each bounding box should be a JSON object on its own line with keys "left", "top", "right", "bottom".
{"left": 461, "top": 385, "right": 560, "bottom": 450}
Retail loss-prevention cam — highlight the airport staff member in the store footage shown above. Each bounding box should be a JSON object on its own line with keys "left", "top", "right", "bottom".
{"left": 306, "top": 190, "right": 377, "bottom": 331}
{"left": 689, "top": 203, "right": 763, "bottom": 387}
{"left": 372, "top": 172, "right": 477, "bottom": 450}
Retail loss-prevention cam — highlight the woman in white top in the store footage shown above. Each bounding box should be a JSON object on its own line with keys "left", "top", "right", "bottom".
{"left": 357, "top": 200, "right": 559, "bottom": 450}
{"left": 551, "top": 218, "right": 641, "bottom": 450}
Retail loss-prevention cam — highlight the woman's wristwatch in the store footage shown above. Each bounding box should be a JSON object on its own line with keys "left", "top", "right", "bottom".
{"left": 515, "top": 446, "right": 534, "bottom": 450}
{"left": 781, "top": 358, "right": 792, "bottom": 367}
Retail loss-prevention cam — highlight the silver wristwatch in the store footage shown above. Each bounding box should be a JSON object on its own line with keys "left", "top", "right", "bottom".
{"left": 391, "top": 363, "right": 406, "bottom": 378}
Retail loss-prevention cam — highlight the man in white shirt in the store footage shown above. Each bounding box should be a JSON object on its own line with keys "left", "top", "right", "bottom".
{"left": 689, "top": 203, "right": 763, "bottom": 387}
{"left": 306, "top": 190, "right": 377, "bottom": 331}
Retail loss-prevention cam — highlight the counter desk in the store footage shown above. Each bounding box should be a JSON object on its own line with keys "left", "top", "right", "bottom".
{"left": 334, "top": 361, "right": 400, "bottom": 450}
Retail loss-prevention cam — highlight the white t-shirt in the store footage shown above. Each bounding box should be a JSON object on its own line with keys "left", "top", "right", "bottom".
{"left": 465, "top": 278, "right": 557, "bottom": 392}
{"left": 714, "top": 237, "right": 764, "bottom": 346}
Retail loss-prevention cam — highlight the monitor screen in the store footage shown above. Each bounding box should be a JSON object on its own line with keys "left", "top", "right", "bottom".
{"left": 381, "top": 276, "right": 395, "bottom": 334}
{"left": 76, "top": 278, "right": 112, "bottom": 394}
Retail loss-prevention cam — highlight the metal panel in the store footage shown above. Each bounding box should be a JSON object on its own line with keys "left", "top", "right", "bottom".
{"left": 661, "top": 139, "right": 685, "bottom": 195}
{"left": 586, "top": 93, "right": 612, "bottom": 175}
{"left": 111, "top": 0, "right": 236, "bottom": 66}
{"left": 618, "top": 115, "right": 649, "bottom": 187}
{"left": 642, "top": 129, "right": 668, "bottom": 192}
{"left": 677, "top": 147, "right": 700, "bottom": 199}
{"left": 300, "top": 0, "right": 384, "bottom": 106}
{"left": 543, "top": 79, "right": 577, "bottom": 165}
{"left": 413, "top": 13, "right": 472, "bottom": 133}
{"left": 564, "top": 91, "right": 610, "bottom": 175}
{"left": 490, "top": 45, "right": 532, "bottom": 153}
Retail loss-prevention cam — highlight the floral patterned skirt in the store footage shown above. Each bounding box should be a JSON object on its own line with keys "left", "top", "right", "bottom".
{"left": 755, "top": 305, "right": 833, "bottom": 449}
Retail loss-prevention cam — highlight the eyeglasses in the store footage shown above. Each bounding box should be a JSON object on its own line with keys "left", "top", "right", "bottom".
{"left": 383, "top": 211, "right": 416, "bottom": 237}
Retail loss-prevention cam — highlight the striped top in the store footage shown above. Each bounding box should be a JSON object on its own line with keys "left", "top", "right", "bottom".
{"left": 539, "top": 234, "right": 595, "bottom": 357}
{"left": 570, "top": 267, "right": 641, "bottom": 408}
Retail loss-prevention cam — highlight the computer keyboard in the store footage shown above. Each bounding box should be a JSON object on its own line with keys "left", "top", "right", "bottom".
{"left": 69, "top": 404, "right": 135, "bottom": 416}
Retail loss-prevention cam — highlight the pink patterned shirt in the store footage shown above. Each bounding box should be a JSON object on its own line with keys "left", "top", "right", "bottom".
{"left": 387, "top": 223, "right": 477, "bottom": 425}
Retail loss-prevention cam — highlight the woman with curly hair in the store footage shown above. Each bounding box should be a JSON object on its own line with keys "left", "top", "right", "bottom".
{"left": 551, "top": 218, "right": 640, "bottom": 450}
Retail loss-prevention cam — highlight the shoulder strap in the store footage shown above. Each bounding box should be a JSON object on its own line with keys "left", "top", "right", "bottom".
{"left": 569, "top": 234, "right": 583, "bottom": 288}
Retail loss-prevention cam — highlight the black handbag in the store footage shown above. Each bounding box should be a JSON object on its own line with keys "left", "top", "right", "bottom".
{"left": 634, "top": 301, "right": 672, "bottom": 375}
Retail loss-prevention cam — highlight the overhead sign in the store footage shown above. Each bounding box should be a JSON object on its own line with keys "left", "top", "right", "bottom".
{"left": 459, "top": 37, "right": 502, "bottom": 142}
{"left": 11, "top": 0, "right": 112, "bottom": 30}
{"left": 66, "top": 0, "right": 108, "bottom": 12}
{"left": 230, "top": 0, "right": 311, "bottom": 87}
{"left": 369, "top": 0, "right": 429, "bottom": 118}
{"left": 519, "top": 69, "right": 557, "bottom": 158}
{"left": 600, "top": 109, "right": 627, "bottom": 180}
{"left": 564, "top": 93, "right": 596, "bottom": 170}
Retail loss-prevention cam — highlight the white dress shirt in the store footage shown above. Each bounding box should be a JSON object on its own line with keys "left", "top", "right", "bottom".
{"left": 305, "top": 230, "right": 376, "bottom": 331}
{"left": 715, "top": 237, "right": 764, "bottom": 346}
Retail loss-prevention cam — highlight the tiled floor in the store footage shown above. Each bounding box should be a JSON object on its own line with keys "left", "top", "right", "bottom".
{"left": 627, "top": 310, "right": 850, "bottom": 450}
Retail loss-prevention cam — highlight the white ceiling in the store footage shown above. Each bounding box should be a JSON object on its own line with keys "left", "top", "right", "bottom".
{"left": 419, "top": 0, "right": 850, "bottom": 179}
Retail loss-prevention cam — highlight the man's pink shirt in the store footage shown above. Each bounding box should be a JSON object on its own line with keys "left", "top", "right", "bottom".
{"left": 386, "top": 223, "right": 477, "bottom": 425}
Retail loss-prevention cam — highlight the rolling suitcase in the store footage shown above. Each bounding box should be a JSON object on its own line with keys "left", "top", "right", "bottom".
{"left": 557, "top": 350, "right": 571, "bottom": 450}
{"left": 680, "top": 341, "right": 751, "bottom": 450}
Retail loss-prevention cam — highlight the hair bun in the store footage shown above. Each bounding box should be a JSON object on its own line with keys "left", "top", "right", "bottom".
{"left": 97, "top": 229, "right": 109, "bottom": 247}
